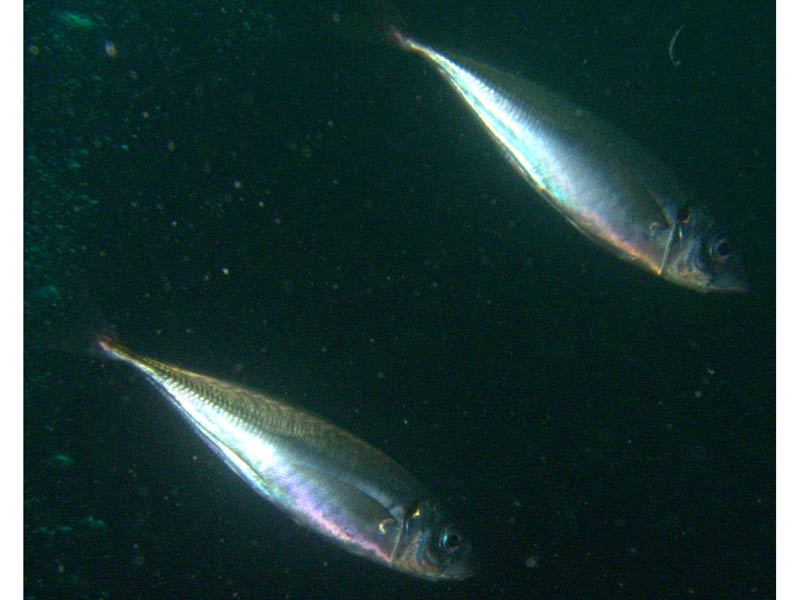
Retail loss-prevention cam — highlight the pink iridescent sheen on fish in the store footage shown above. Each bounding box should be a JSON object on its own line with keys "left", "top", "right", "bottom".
{"left": 97, "top": 336, "right": 475, "bottom": 580}
{"left": 389, "top": 28, "right": 747, "bottom": 292}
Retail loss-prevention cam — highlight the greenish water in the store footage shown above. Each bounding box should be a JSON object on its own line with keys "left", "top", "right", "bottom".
{"left": 25, "top": 1, "right": 774, "bottom": 598}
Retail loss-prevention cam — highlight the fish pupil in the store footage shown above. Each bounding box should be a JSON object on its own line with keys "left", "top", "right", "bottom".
{"left": 442, "top": 530, "right": 461, "bottom": 553}
{"left": 713, "top": 238, "right": 733, "bottom": 260}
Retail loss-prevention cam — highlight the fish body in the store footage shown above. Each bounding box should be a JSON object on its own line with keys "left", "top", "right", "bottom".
{"left": 98, "top": 337, "right": 474, "bottom": 580}
{"left": 391, "top": 29, "right": 747, "bottom": 292}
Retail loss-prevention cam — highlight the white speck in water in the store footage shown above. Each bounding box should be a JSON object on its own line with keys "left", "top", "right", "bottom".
{"left": 525, "top": 554, "right": 540, "bottom": 569}
{"left": 104, "top": 40, "right": 117, "bottom": 58}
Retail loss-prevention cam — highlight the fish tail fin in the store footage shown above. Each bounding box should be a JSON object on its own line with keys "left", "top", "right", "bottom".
{"left": 386, "top": 25, "right": 413, "bottom": 50}
{"left": 93, "top": 331, "right": 123, "bottom": 360}
{"left": 25, "top": 273, "right": 117, "bottom": 358}
{"left": 319, "top": 0, "right": 410, "bottom": 47}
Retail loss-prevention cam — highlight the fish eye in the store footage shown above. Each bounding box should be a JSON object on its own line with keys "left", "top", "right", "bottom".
{"left": 710, "top": 237, "right": 733, "bottom": 263}
{"left": 676, "top": 206, "right": 691, "bottom": 223}
{"left": 440, "top": 529, "right": 462, "bottom": 554}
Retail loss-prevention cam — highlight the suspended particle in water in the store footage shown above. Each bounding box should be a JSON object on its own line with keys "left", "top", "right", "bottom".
{"left": 104, "top": 40, "right": 117, "bottom": 58}
{"left": 58, "top": 11, "right": 96, "bottom": 30}
{"left": 51, "top": 453, "right": 75, "bottom": 468}
{"left": 668, "top": 24, "right": 685, "bottom": 67}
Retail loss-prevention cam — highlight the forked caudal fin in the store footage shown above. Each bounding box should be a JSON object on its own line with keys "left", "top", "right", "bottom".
{"left": 320, "top": 0, "right": 410, "bottom": 47}
{"left": 25, "top": 277, "right": 119, "bottom": 358}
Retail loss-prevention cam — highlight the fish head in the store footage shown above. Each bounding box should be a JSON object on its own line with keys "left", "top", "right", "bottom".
{"left": 662, "top": 205, "right": 748, "bottom": 293}
{"left": 391, "top": 499, "right": 476, "bottom": 580}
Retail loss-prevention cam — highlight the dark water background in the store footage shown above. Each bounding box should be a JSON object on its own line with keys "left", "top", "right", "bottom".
{"left": 24, "top": 1, "right": 775, "bottom": 598}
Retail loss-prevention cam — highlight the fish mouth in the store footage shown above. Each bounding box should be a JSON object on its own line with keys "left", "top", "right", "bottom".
{"left": 673, "top": 240, "right": 749, "bottom": 293}
{"left": 672, "top": 271, "right": 749, "bottom": 294}
{"left": 722, "top": 278, "right": 750, "bottom": 294}
{"left": 450, "top": 553, "right": 479, "bottom": 580}
{"left": 404, "top": 535, "right": 478, "bottom": 581}
{"left": 709, "top": 262, "right": 750, "bottom": 293}
{"left": 439, "top": 541, "right": 479, "bottom": 580}
{"left": 422, "top": 557, "right": 477, "bottom": 581}
{"left": 696, "top": 275, "right": 749, "bottom": 294}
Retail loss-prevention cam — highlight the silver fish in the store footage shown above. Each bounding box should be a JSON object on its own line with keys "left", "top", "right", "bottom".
{"left": 97, "top": 336, "right": 475, "bottom": 580}
{"left": 390, "top": 28, "right": 747, "bottom": 292}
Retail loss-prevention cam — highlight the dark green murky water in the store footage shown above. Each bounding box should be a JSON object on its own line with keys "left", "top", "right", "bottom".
{"left": 25, "top": 2, "right": 774, "bottom": 598}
